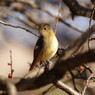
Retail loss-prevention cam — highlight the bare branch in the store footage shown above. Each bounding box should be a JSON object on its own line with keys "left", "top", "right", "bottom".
{"left": 63, "top": 0, "right": 95, "bottom": 19}
{"left": 7, "top": 0, "right": 84, "bottom": 33}
{"left": 42, "top": 85, "right": 54, "bottom": 95}
{"left": 82, "top": 73, "right": 95, "bottom": 95}
{"left": 0, "top": 0, "right": 95, "bottom": 93}
{"left": 0, "top": 76, "right": 17, "bottom": 95}
{"left": 89, "top": 4, "right": 95, "bottom": 28}
{"left": 59, "top": 24, "right": 95, "bottom": 61}
{"left": 54, "top": 81, "right": 81, "bottom": 95}
{"left": 0, "top": 24, "right": 95, "bottom": 91}
{"left": 0, "top": 7, "right": 38, "bottom": 29}
{"left": 0, "top": 49, "right": 95, "bottom": 92}
{"left": 59, "top": 20, "right": 84, "bottom": 33}
{"left": 0, "top": 21, "right": 39, "bottom": 37}
{"left": 54, "top": 0, "right": 62, "bottom": 33}
{"left": 88, "top": 4, "right": 95, "bottom": 50}
{"left": 22, "top": 0, "right": 84, "bottom": 33}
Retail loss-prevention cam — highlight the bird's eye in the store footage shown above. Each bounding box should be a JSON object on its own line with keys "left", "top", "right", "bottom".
{"left": 44, "top": 27, "right": 47, "bottom": 30}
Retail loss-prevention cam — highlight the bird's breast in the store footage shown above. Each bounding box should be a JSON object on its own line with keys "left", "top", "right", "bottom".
{"left": 42, "top": 35, "right": 58, "bottom": 60}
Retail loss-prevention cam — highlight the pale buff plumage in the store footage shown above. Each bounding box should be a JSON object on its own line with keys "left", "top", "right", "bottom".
{"left": 29, "top": 24, "right": 58, "bottom": 71}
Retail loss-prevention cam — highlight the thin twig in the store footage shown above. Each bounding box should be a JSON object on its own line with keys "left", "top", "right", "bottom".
{"left": 10, "top": 50, "right": 13, "bottom": 78}
{"left": 89, "top": 4, "right": 95, "bottom": 29}
{"left": 0, "top": 21, "right": 39, "bottom": 37}
{"left": 82, "top": 73, "right": 95, "bottom": 95}
{"left": 54, "top": 0, "right": 62, "bottom": 33}
{"left": 53, "top": 81, "right": 81, "bottom": 95}
{"left": 42, "top": 85, "right": 54, "bottom": 95}
{"left": 83, "top": 64, "right": 93, "bottom": 74}
{"left": 69, "top": 71, "right": 79, "bottom": 92}
{"left": 15, "top": 0, "right": 84, "bottom": 33}
{"left": 88, "top": 4, "right": 95, "bottom": 50}
{"left": 1, "top": 49, "right": 95, "bottom": 91}
{"left": 60, "top": 19, "right": 84, "bottom": 33}
{"left": 89, "top": 37, "right": 95, "bottom": 41}
{"left": 0, "top": 7, "right": 38, "bottom": 29}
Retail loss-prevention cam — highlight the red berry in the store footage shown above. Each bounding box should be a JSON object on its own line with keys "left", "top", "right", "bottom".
{"left": 11, "top": 69, "right": 14, "bottom": 73}
{"left": 7, "top": 63, "right": 11, "bottom": 66}
{"left": 8, "top": 73, "right": 12, "bottom": 78}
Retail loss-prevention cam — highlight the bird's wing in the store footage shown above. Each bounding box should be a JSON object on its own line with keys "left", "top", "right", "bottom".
{"left": 34, "top": 36, "right": 43, "bottom": 60}
{"left": 29, "top": 36, "right": 43, "bottom": 71}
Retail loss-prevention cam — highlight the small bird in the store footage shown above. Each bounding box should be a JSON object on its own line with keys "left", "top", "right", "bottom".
{"left": 29, "top": 24, "right": 58, "bottom": 71}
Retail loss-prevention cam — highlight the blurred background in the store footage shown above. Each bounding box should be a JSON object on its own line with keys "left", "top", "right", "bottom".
{"left": 0, "top": 0, "right": 95, "bottom": 95}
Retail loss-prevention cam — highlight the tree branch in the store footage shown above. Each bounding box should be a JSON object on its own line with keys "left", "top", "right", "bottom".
{"left": 0, "top": 21, "right": 39, "bottom": 37}
{"left": 0, "top": 49, "right": 95, "bottom": 91}
{"left": 0, "top": 76, "right": 17, "bottom": 95}
{"left": 0, "top": 24, "right": 95, "bottom": 92}
{"left": 63, "top": 0, "right": 95, "bottom": 19}
{"left": 53, "top": 81, "right": 81, "bottom": 95}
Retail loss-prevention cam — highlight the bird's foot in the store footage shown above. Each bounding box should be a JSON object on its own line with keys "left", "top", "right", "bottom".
{"left": 39, "top": 60, "right": 53, "bottom": 71}
{"left": 46, "top": 60, "right": 54, "bottom": 70}
{"left": 39, "top": 61, "right": 49, "bottom": 70}
{"left": 40, "top": 61, "right": 45, "bottom": 67}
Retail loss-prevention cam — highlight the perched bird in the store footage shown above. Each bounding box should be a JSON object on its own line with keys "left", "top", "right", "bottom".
{"left": 29, "top": 24, "right": 58, "bottom": 71}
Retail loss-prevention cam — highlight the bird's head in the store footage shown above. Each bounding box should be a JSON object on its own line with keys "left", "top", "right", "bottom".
{"left": 38, "top": 24, "right": 54, "bottom": 37}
